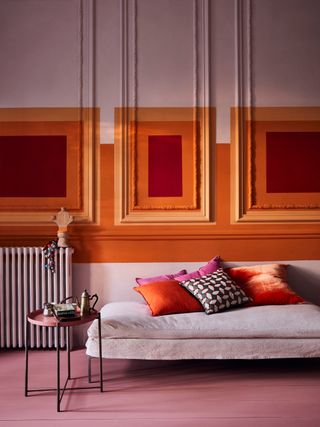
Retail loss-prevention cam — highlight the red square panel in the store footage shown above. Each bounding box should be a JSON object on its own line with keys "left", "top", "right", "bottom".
{"left": 266, "top": 132, "right": 320, "bottom": 193}
{"left": 0, "top": 135, "right": 67, "bottom": 197}
{"left": 148, "top": 135, "right": 183, "bottom": 197}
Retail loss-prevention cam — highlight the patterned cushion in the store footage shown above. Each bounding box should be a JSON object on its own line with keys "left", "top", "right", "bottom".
{"left": 180, "top": 269, "right": 251, "bottom": 314}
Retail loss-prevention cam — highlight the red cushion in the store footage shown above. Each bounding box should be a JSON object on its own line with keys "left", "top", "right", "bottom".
{"left": 133, "top": 280, "right": 203, "bottom": 316}
{"left": 226, "top": 264, "right": 304, "bottom": 306}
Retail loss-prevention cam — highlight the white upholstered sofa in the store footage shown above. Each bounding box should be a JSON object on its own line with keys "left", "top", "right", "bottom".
{"left": 86, "top": 260, "right": 320, "bottom": 360}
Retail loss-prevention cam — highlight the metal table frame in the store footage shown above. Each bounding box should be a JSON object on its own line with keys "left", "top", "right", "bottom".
{"left": 25, "top": 310, "right": 103, "bottom": 412}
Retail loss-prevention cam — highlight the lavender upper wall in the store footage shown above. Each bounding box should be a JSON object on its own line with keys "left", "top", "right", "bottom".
{"left": 136, "top": 0, "right": 195, "bottom": 106}
{"left": 0, "top": 0, "right": 319, "bottom": 143}
{"left": 0, "top": 0, "right": 81, "bottom": 107}
{"left": 252, "top": 0, "right": 320, "bottom": 106}
{"left": 251, "top": 0, "right": 320, "bottom": 106}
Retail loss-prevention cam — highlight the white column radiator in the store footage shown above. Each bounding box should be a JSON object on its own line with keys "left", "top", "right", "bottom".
{"left": 0, "top": 247, "right": 73, "bottom": 349}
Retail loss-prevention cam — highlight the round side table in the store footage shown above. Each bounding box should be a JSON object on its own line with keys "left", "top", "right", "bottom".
{"left": 25, "top": 309, "right": 103, "bottom": 412}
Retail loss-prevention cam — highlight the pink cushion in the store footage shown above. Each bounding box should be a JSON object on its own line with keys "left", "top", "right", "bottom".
{"left": 174, "top": 256, "right": 220, "bottom": 282}
{"left": 135, "top": 269, "right": 187, "bottom": 285}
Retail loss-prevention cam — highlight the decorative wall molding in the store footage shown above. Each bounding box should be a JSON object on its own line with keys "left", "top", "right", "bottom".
{"left": 0, "top": 108, "right": 99, "bottom": 225}
{"left": 120, "top": 0, "right": 210, "bottom": 110}
{"left": 81, "top": 0, "right": 100, "bottom": 225}
{"left": 233, "top": 0, "right": 252, "bottom": 222}
{"left": 117, "top": 0, "right": 212, "bottom": 224}
{"left": 80, "top": 0, "right": 96, "bottom": 111}
{"left": 232, "top": 1, "right": 320, "bottom": 223}
{"left": 0, "top": 0, "right": 99, "bottom": 226}
{"left": 115, "top": 107, "right": 213, "bottom": 223}
{"left": 235, "top": 0, "right": 252, "bottom": 109}
{"left": 231, "top": 107, "right": 320, "bottom": 223}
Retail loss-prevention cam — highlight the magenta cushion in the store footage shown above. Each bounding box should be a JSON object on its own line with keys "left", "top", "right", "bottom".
{"left": 174, "top": 256, "right": 220, "bottom": 282}
{"left": 135, "top": 269, "right": 187, "bottom": 285}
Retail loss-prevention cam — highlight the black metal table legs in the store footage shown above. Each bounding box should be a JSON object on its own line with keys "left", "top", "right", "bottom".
{"left": 24, "top": 313, "right": 103, "bottom": 412}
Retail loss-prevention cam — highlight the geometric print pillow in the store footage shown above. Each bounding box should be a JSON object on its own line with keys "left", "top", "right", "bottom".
{"left": 180, "top": 268, "right": 251, "bottom": 314}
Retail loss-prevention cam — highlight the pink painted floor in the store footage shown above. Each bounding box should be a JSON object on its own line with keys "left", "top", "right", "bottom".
{"left": 0, "top": 349, "right": 320, "bottom": 427}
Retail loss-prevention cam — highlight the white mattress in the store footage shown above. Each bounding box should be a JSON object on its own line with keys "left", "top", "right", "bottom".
{"left": 86, "top": 302, "right": 320, "bottom": 359}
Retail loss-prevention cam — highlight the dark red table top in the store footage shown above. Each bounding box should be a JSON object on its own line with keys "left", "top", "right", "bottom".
{"left": 27, "top": 309, "right": 99, "bottom": 327}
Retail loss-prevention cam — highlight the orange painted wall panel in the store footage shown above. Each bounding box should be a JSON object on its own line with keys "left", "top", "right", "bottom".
{"left": 0, "top": 144, "right": 319, "bottom": 262}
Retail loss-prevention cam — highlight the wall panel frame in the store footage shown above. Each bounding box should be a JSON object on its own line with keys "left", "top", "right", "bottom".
{"left": 116, "top": 0, "right": 212, "bottom": 224}
{"left": 232, "top": 0, "right": 320, "bottom": 223}
{"left": 0, "top": 108, "right": 99, "bottom": 225}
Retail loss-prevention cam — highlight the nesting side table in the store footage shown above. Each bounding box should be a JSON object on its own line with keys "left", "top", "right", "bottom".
{"left": 25, "top": 309, "right": 103, "bottom": 412}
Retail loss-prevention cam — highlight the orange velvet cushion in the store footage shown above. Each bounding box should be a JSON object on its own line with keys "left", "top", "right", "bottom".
{"left": 226, "top": 264, "right": 304, "bottom": 306}
{"left": 133, "top": 280, "right": 204, "bottom": 316}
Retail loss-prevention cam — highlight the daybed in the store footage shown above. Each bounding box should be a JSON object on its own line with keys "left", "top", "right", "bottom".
{"left": 86, "top": 260, "right": 320, "bottom": 360}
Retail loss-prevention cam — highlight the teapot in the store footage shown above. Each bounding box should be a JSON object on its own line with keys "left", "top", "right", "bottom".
{"left": 80, "top": 289, "right": 98, "bottom": 316}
